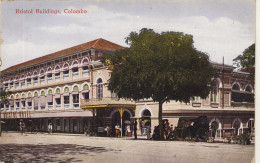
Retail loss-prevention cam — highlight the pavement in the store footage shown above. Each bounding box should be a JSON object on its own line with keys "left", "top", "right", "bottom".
{"left": 0, "top": 132, "right": 255, "bottom": 163}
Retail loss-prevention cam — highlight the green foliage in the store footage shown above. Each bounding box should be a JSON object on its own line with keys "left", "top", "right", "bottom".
{"left": 102, "top": 28, "right": 215, "bottom": 103}
{"left": 231, "top": 133, "right": 251, "bottom": 145}
{"left": 233, "top": 44, "right": 255, "bottom": 69}
{"left": 233, "top": 43, "right": 255, "bottom": 78}
{"left": 0, "top": 89, "right": 10, "bottom": 105}
{"left": 102, "top": 28, "right": 215, "bottom": 139}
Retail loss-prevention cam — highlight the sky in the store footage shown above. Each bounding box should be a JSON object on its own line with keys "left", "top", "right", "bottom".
{"left": 0, "top": 0, "right": 256, "bottom": 70}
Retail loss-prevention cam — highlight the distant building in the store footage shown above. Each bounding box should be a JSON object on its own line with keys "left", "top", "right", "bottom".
{"left": 0, "top": 39, "right": 254, "bottom": 139}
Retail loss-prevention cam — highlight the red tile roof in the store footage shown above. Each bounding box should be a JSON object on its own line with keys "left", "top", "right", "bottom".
{"left": 1, "top": 38, "right": 125, "bottom": 73}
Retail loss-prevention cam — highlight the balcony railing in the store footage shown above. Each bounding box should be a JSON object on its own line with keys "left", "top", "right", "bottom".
{"left": 16, "top": 107, "right": 20, "bottom": 111}
{"left": 28, "top": 106, "right": 32, "bottom": 110}
{"left": 72, "top": 72, "right": 78, "bottom": 77}
{"left": 48, "top": 105, "right": 53, "bottom": 109}
{"left": 73, "top": 103, "right": 79, "bottom": 108}
{"left": 82, "top": 71, "right": 89, "bottom": 76}
{"left": 64, "top": 104, "right": 70, "bottom": 108}
{"left": 22, "top": 107, "right": 26, "bottom": 110}
{"left": 80, "top": 97, "right": 136, "bottom": 108}
{"left": 56, "top": 104, "right": 61, "bottom": 108}
{"left": 231, "top": 101, "right": 254, "bottom": 108}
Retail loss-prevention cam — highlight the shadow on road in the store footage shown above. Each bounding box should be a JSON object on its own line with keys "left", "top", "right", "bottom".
{"left": 0, "top": 143, "right": 120, "bottom": 162}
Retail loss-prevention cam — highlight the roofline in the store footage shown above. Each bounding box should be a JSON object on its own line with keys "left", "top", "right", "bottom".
{"left": 1, "top": 38, "right": 125, "bottom": 74}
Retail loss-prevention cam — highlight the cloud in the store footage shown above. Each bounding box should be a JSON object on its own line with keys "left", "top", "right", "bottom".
{"left": 1, "top": 3, "right": 255, "bottom": 70}
{"left": 40, "top": 24, "right": 87, "bottom": 34}
{"left": 1, "top": 41, "right": 71, "bottom": 70}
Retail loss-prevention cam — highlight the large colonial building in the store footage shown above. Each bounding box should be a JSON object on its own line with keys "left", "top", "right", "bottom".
{"left": 0, "top": 38, "right": 255, "bottom": 139}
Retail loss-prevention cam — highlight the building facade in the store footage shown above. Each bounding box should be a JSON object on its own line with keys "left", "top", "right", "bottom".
{"left": 0, "top": 39, "right": 255, "bottom": 139}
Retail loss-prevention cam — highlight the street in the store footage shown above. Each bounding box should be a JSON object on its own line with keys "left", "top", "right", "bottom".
{"left": 0, "top": 132, "right": 254, "bottom": 163}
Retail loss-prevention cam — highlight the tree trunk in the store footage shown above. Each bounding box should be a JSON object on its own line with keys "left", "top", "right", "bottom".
{"left": 158, "top": 101, "right": 163, "bottom": 140}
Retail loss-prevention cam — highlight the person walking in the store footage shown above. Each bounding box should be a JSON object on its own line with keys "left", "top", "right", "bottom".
{"left": 115, "top": 123, "right": 120, "bottom": 138}
{"left": 48, "top": 123, "right": 53, "bottom": 134}
{"left": 20, "top": 120, "right": 25, "bottom": 135}
{"left": 106, "top": 125, "right": 110, "bottom": 137}
{"left": 147, "top": 124, "right": 151, "bottom": 140}
{"left": 134, "top": 119, "right": 137, "bottom": 139}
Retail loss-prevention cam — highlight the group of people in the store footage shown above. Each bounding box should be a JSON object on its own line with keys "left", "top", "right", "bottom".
{"left": 163, "top": 120, "right": 174, "bottom": 139}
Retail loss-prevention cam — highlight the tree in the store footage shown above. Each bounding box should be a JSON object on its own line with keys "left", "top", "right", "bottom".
{"left": 233, "top": 43, "right": 255, "bottom": 78}
{"left": 0, "top": 88, "right": 10, "bottom": 136}
{"left": 101, "top": 28, "right": 215, "bottom": 139}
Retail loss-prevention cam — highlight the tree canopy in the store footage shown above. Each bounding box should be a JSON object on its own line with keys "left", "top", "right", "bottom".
{"left": 233, "top": 43, "right": 255, "bottom": 78}
{"left": 101, "top": 28, "right": 215, "bottom": 139}
{"left": 0, "top": 88, "right": 10, "bottom": 105}
{"left": 102, "top": 28, "right": 215, "bottom": 103}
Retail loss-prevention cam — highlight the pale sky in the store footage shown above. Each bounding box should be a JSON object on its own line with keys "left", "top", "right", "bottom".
{"left": 0, "top": 0, "right": 255, "bottom": 70}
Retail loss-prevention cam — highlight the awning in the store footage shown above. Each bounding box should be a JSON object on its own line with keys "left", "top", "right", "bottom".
{"left": 10, "top": 100, "right": 14, "bottom": 107}
{"left": 27, "top": 98, "right": 32, "bottom": 102}
{"left": 72, "top": 91, "right": 79, "bottom": 95}
{"left": 55, "top": 94, "right": 61, "bottom": 99}
{"left": 33, "top": 97, "right": 38, "bottom": 106}
{"left": 63, "top": 92, "right": 70, "bottom": 96}
{"left": 82, "top": 90, "right": 90, "bottom": 93}
{"left": 40, "top": 96, "right": 46, "bottom": 107}
{"left": 47, "top": 94, "right": 53, "bottom": 102}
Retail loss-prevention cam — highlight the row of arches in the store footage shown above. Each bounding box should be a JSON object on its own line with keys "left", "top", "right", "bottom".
{"left": 211, "top": 78, "right": 254, "bottom": 93}
{"left": 3, "top": 57, "right": 90, "bottom": 83}
{"left": 209, "top": 117, "right": 254, "bottom": 138}
{"left": 9, "top": 83, "right": 90, "bottom": 99}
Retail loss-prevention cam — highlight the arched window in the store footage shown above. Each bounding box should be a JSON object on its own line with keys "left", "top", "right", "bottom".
{"left": 47, "top": 67, "right": 53, "bottom": 83}
{"left": 72, "top": 86, "right": 79, "bottom": 108}
{"left": 64, "top": 87, "right": 70, "bottom": 108}
{"left": 27, "top": 93, "right": 32, "bottom": 110}
{"left": 27, "top": 73, "right": 32, "bottom": 86}
{"left": 73, "top": 86, "right": 79, "bottom": 91}
{"left": 63, "top": 63, "right": 69, "bottom": 79}
{"left": 245, "top": 86, "right": 252, "bottom": 92}
{"left": 55, "top": 88, "right": 61, "bottom": 108}
{"left": 21, "top": 94, "right": 26, "bottom": 110}
{"left": 55, "top": 66, "right": 60, "bottom": 81}
{"left": 211, "top": 80, "right": 218, "bottom": 103}
{"left": 20, "top": 75, "right": 25, "bottom": 88}
{"left": 97, "top": 78, "right": 103, "bottom": 99}
{"left": 15, "top": 95, "right": 20, "bottom": 111}
{"left": 33, "top": 71, "right": 38, "bottom": 85}
{"left": 41, "top": 91, "right": 45, "bottom": 96}
{"left": 47, "top": 90, "right": 53, "bottom": 109}
{"left": 56, "top": 88, "right": 60, "bottom": 94}
{"left": 48, "top": 89, "right": 53, "bottom": 94}
{"left": 82, "top": 84, "right": 89, "bottom": 99}
{"left": 40, "top": 91, "right": 46, "bottom": 110}
{"left": 72, "top": 61, "right": 79, "bottom": 78}
{"left": 33, "top": 92, "right": 39, "bottom": 110}
{"left": 10, "top": 95, "right": 14, "bottom": 110}
{"left": 82, "top": 59, "right": 89, "bottom": 77}
{"left": 232, "top": 84, "right": 240, "bottom": 91}
{"left": 40, "top": 70, "right": 45, "bottom": 84}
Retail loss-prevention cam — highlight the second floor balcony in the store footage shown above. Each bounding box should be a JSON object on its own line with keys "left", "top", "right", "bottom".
{"left": 231, "top": 101, "right": 254, "bottom": 108}
{"left": 80, "top": 97, "right": 136, "bottom": 108}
